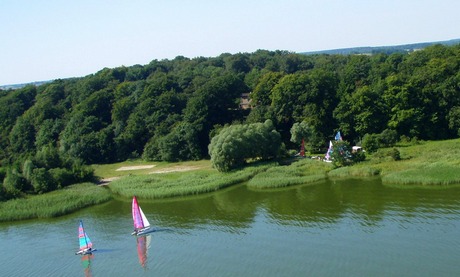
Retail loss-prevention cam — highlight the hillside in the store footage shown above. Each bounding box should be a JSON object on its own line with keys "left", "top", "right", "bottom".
{"left": 301, "top": 38, "right": 460, "bottom": 55}
{"left": 2, "top": 43, "right": 460, "bottom": 201}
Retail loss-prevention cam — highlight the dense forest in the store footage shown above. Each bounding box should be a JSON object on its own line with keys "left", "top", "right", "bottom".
{"left": 1, "top": 44, "right": 460, "bottom": 199}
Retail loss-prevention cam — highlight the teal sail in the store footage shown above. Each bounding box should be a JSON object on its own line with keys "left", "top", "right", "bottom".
{"left": 76, "top": 220, "right": 94, "bottom": 255}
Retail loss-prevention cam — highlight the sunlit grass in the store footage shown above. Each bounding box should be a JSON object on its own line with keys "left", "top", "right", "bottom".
{"left": 361, "top": 139, "right": 460, "bottom": 186}
{"left": 109, "top": 163, "right": 272, "bottom": 199}
{"left": 328, "top": 165, "right": 381, "bottom": 178}
{"left": 92, "top": 159, "right": 212, "bottom": 180}
{"left": 382, "top": 163, "right": 460, "bottom": 186}
{"left": 0, "top": 183, "right": 112, "bottom": 222}
{"left": 247, "top": 158, "right": 331, "bottom": 189}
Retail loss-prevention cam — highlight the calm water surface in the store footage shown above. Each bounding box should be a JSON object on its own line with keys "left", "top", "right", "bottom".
{"left": 1, "top": 178, "right": 460, "bottom": 277}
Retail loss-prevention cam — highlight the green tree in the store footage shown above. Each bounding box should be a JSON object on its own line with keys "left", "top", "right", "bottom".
{"left": 250, "top": 72, "right": 284, "bottom": 106}
{"left": 184, "top": 73, "right": 248, "bottom": 157}
{"left": 330, "top": 140, "right": 353, "bottom": 168}
{"left": 208, "top": 120, "right": 281, "bottom": 172}
{"left": 289, "top": 121, "right": 320, "bottom": 152}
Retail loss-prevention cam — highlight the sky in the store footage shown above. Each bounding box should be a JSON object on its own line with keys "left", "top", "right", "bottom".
{"left": 1, "top": 0, "right": 460, "bottom": 85}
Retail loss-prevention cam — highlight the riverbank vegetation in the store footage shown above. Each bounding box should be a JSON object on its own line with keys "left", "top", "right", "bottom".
{"left": 1, "top": 138, "right": 460, "bottom": 221}
{"left": 0, "top": 183, "right": 111, "bottom": 222}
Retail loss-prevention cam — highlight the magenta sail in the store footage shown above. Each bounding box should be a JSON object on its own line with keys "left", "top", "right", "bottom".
{"left": 132, "top": 196, "right": 151, "bottom": 235}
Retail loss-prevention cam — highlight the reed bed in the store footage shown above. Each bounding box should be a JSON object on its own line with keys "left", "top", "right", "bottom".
{"left": 0, "top": 183, "right": 112, "bottom": 222}
{"left": 247, "top": 158, "right": 331, "bottom": 189}
{"left": 109, "top": 164, "right": 271, "bottom": 199}
{"left": 382, "top": 163, "right": 460, "bottom": 186}
{"left": 328, "top": 165, "right": 381, "bottom": 178}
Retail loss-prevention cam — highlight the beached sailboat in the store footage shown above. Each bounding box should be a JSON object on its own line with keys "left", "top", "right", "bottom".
{"left": 132, "top": 196, "right": 152, "bottom": 236}
{"left": 75, "top": 220, "right": 96, "bottom": 255}
{"left": 324, "top": 140, "right": 333, "bottom": 162}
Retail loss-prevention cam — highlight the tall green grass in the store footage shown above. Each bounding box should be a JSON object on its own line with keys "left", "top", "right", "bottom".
{"left": 247, "top": 158, "right": 331, "bottom": 189}
{"left": 328, "top": 165, "right": 381, "bottom": 178}
{"left": 109, "top": 164, "right": 271, "bottom": 199}
{"left": 382, "top": 163, "right": 460, "bottom": 186}
{"left": 0, "top": 183, "right": 112, "bottom": 222}
{"left": 363, "top": 139, "right": 460, "bottom": 186}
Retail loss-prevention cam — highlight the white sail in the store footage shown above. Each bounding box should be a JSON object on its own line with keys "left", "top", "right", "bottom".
{"left": 139, "top": 206, "right": 151, "bottom": 228}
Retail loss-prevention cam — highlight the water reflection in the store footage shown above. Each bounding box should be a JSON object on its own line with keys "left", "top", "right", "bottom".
{"left": 142, "top": 178, "right": 460, "bottom": 233}
{"left": 136, "top": 235, "right": 151, "bottom": 270}
{"left": 80, "top": 254, "right": 93, "bottom": 277}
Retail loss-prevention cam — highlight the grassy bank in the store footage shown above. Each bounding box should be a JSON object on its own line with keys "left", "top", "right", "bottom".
{"left": 0, "top": 183, "right": 112, "bottom": 222}
{"left": 109, "top": 163, "right": 272, "bottom": 199}
{"left": 331, "top": 139, "right": 460, "bottom": 186}
{"left": 2, "top": 139, "right": 460, "bottom": 222}
{"left": 247, "top": 158, "right": 331, "bottom": 189}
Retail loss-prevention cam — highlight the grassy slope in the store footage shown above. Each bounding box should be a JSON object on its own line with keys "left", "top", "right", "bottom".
{"left": 329, "top": 139, "right": 460, "bottom": 186}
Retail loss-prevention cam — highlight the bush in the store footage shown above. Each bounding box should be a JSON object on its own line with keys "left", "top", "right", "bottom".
{"left": 389, "top": 148, "right": 401, "bottom": 161}
{"left": 3, "top": 169, "right": 26, "bottom": 198}
{"left": 379, "top": 129, "right": 398, "bottom": 147}
{"left": 31, "top": 168, "right": 56, "bottom": 194}
{"left": 352, "top": 150, "right": 366, "bottom": 163}
{"left": 362, "top": 133, "right": 380, "bottom": 153}
{"left": 49, "top": 168, "right": 75, "bottom": 188}
{"left": 331, "top": 140, "right": 353, "bottom": 168}
{"left": 373, "top": 148, "right": 401, "bottom": 162}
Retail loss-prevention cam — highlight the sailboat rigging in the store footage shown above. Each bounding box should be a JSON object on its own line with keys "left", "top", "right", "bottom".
{"left": 132, "top": 196, "right": 153, "bottom": 236}
{"left": 75, "top": 220, "right": 96, "bottom": 255}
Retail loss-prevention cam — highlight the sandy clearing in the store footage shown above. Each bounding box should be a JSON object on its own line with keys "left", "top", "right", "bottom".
{"left": 116, "top": 165, "right": 156, "bottom": 171}
{"left": 149, "top": 165, "right": 202, "bottom": 174}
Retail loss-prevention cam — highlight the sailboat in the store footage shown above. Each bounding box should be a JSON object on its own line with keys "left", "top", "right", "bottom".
{"left": 132, "top": 196, "right": 153, "bottom": 236}
{"left": 75, "top": 220, "right": 96, "bottom": 255}
{"left": 324, "top": 140, "right": 333, "bottom": 162}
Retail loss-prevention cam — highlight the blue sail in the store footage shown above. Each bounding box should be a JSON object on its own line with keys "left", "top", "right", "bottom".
{"left": 78, "top": 220, "right": 93, "bottom": 253}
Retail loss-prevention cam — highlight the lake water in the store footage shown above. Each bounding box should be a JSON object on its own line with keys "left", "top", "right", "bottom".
{"left": 1, "top": 178, "right": 460, "bottom": 277}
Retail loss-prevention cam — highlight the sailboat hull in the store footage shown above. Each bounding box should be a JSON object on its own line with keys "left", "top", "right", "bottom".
{"left": 75, "top": 248, "right": 97, "bottom": 255}
{"left": 132, "top": 227, "right": 153, "bottom": 236}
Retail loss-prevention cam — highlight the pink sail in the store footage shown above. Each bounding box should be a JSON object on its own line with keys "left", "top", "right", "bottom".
{"left": 132, "top": 196, "right": 145, "bottom": 229}
{"left": 132, "top": 196, "right": 151, "bottom": 233}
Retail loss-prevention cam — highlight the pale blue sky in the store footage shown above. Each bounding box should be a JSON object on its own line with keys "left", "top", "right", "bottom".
{"left": 1, "top": 0, "right": 459, "bottom": 85}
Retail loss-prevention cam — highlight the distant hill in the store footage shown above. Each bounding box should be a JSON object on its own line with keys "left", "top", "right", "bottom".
{"left": 2, "top": 38, "right": 460, "bottom": 90}
{"left": 0, "top": 80, "right": 52, "bottom": 90}
{"left": 301, "top": 38, "right": 460, "bottom": 55}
